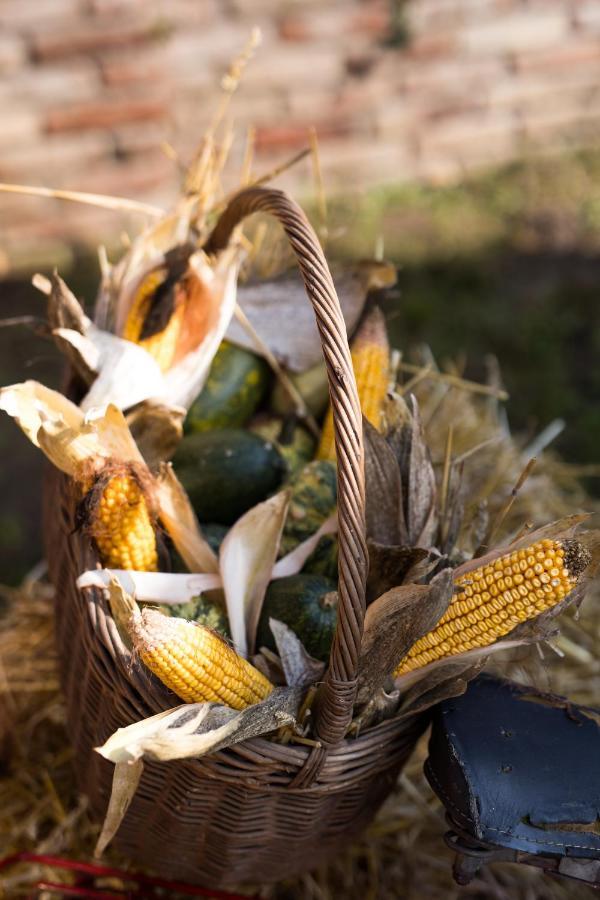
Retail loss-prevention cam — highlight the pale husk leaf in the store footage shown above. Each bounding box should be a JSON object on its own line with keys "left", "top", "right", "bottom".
{"left": 271, "top": 512, "right": 337, "bottom": 579}
{"left": 78, "top": 324, "right": 167, "bottom": 413}
{"left": 162, "top": 246, "right": 241, "bottom": 410}
{"left": 226, "top": 266, "right": 380, "bottom": 373}
{"left": 155, "top": 464, "right": 218, "bottom": 574}
{"left": 94, "top": 759, "right": 143, "bottom": 858}
{"left": 0, "top": 383, "right": 145, "bottom": 477}
{"left": 77, "top": 569, "right": 222, "bottom": 604}
{"left": 220, "top": 489, "right": 290, "bottom": 657}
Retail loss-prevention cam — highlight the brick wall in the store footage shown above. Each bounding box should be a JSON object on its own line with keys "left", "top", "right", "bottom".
{"left": 1, "top": 0, "right": 600, "bottom": 270}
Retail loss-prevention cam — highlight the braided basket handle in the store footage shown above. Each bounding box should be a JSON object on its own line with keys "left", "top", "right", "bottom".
{"left": 205, "top": 187, "right": 368, "bottom": 750}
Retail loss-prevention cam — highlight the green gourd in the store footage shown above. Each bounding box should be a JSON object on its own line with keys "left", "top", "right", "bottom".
{"left": 186, "top": 341, "right": 270, "bottom": 433}
{"left": 173, "top": 429, "right": 286, "bottom": 525}
{"left": 257, "top": 574, "right": 337, "bottom": 662}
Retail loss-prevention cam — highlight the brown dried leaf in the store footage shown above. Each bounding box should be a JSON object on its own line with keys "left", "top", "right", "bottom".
{"left": 397, "top": 658, "right": 487, "bottom": 721}
{"left": 406, "top": 398, "right": 437, "bottom": 546}
{"left": 366, "top": 540, "right": 428, "bottom": 604}
{"left": 363, "top": 418, "right": 405, "bottom": 546}
{"left": 44, "top": 272, "right": 96, "bottom": 383}
{"left": 356, "top": 569, "right": 453, "bottom": 705}
{"left": 46, "top": 271, "right": 88, "bottom": 334}
{"left": 269, "top": 618, "right": 326, "bottom": 688}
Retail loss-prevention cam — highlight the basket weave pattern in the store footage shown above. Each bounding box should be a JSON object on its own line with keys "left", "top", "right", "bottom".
{"left": 44, "top": 188, "right": 428, "bottom": 886}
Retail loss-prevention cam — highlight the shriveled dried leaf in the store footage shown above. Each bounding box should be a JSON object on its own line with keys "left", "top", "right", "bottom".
{"left": 269, "top": 618, "right": 326, "bottom": 688}
{"left": 383, "top": 397, "right": 412, "bottom": 480}
{"left": 440, "top": 463, "right": 465, "bottom": 555}
{"left": 0, "top": 384, "right": 144, "bottom": 478}
{"left": 155, "top": 464, "right": 218, "bottom": 574}
{"left": 126, "top": 401, "right": 185, "bottom": 468}
{"left": 45, "top": 270, "right": 88, "bottom": 334}
{"left": 252, "top": 648, "right": 286, "bottom": 685}
{"left": 357, "top": 569, "right": 453, "bottom": 705}
{"left": 363, "top": 418, "right": 405, "bottom": 546}
{"left": 220, "top": 490, "right": 290, "bottom": 657}
{"left": 397, "top": 658, "right": 487, "bottom": 722}
{"left": 395, "top": 638, "right": 529, "bottom": 702}
{"left": 350, "top": 687, "right": 401, "bottom": 734}
{"left": 96, "top": 686, "right": 303, "bottom": 765}
{"left": 42, "top": 272, "right": 95, "bottom": 382}
{"left": 366, "top": 540, "right": 428, "bottom": 604}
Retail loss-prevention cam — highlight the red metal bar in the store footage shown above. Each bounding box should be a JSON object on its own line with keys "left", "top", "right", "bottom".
{"left": 0, "top": 853, "right": 257, "bottom": 899}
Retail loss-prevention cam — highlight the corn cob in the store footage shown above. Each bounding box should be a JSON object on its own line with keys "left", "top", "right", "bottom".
{"left": 122, "top": 268, "right": 185, "bottom": 372}
{"left": 88, "top": 472, "right": 158, "bottom": 572}
{"left": 131, "top": 608, "right": 273, "bottom": 709}
{"left": 395, "top": 539, "right": 590, "bottom": 676}
{"left": 317, "top": 307, "right": 389, "bottom": 461}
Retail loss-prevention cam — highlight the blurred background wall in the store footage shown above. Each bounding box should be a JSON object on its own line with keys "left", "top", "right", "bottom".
{"left": 0, "top": 0, "right": 599, "bottom": 584}
{"left": 2, "top": 0, "right": 600, "bottom": 270}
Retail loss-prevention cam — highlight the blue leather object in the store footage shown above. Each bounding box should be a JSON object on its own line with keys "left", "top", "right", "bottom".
{"left": 425, "top": 674, "right": 600, "bottom": 861}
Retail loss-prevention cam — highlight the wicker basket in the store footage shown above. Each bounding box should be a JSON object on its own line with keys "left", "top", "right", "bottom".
{"left": 44, "top": 188, "right": 429, "bottom": 887}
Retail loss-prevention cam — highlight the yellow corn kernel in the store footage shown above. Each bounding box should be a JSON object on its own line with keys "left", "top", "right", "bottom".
{"left": 317, "top": 307, "right": 389, "bottom": 461}
{"left": 131, "top": 608, "right": 273, "bottom": 709}
{"left": 395, "top": 539, "right": 590, "bottom": 676}
{"left": 122, "top": 268, "right": 185, "bottom": 372}
{"left": 90, "top": 473, "right": 158, "bottom": 572}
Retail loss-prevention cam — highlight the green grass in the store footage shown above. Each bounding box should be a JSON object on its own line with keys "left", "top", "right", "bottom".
{"left": 316, "top": 149, "right": 600, "bottom": 485}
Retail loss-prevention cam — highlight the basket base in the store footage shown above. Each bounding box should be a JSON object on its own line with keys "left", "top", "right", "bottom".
{"left": 45, "top": 466, "right": 428, "bottom": 887}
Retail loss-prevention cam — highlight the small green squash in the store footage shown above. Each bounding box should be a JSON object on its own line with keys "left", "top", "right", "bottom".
{"left": 173, "top": 429, "right": 286, "bottom": 525}
{"left": 301, "top": 534, "right": 339, "bottom": 581}
{"left": 186, "top": 341, "right": 270, "bottom": 433}
{"left": 158, "top": 591, "right": 231, "bottom": 638}
{"left": 200, "top": 522, "right": 229, "bottom": 555}
{"left": 280, "top": 460, "right": 337, "bottom": 555}
{"left": 250, "top": 416, "right": 315, "bottom": 480}
{"left": 257, "top": 574, "right": 337, "bottom": 661}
